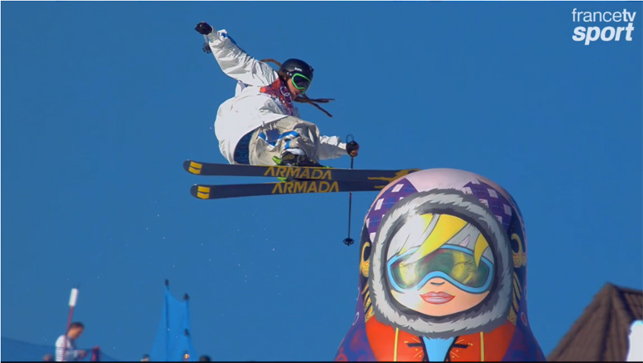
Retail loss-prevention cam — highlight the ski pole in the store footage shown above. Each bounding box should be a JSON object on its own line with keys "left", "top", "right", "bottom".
{"left": 343, "top": 134, "right": 356, "bottom": 247}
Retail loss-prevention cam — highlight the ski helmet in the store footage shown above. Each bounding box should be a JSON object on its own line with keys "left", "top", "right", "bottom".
{"left": 279, "top": 58, "right": 314, "bottom": 81}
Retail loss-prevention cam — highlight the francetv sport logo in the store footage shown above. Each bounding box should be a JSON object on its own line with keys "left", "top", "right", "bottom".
{"left": 572, "top": 8, "right": 636, "bottom": 45}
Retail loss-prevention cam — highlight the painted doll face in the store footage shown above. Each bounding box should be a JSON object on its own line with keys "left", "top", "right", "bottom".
{"left": 385, "top": 213, "right": 495, "bottom": 317}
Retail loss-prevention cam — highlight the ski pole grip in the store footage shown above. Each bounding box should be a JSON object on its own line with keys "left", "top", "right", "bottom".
{"left": 69, "top": 288, "right": 79, "bottom": 307}
{"left": 345, "top": 134, "right": 359, "bottom": 157}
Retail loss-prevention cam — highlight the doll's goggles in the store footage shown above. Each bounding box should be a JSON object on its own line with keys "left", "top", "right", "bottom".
{"left": 387, "top": 245, "right": 494, "bottom": 294}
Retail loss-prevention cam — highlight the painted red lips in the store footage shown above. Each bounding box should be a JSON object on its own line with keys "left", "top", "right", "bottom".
{"left": 420, "top": 291, "right": 455, "bottom": 304}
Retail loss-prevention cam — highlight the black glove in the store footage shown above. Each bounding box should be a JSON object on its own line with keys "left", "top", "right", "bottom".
{"left": 195, "top": 22, "right": 213, "bottom": 35}
{"left": 346, "top": 141, "right": 359, "bottom": 157}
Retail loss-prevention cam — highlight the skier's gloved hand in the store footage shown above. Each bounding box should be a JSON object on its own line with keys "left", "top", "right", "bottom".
{"left": 195, "top": 21, "right": 213, "bottom": 35}
{"left": 346, "top": 141, "right": 359, "bottom": 157}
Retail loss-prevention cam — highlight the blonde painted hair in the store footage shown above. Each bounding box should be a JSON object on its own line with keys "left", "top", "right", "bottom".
{"left": 399, "top": 213, "right": 491, "bottom": 269}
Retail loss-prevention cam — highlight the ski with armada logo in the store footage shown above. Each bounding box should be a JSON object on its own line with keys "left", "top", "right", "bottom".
{"left": 190, "top": 179, "right": 390, "bottom": 200}
{"left": 183, "top": 160, "right": 420, "bottom": 183}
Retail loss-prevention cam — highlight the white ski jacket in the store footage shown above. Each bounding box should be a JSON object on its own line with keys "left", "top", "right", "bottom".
{"left": 205, "top": 28, "right": 347, "bottom": 164}
{"left": 55, "top": 335, "right": 83, "bottom": 361}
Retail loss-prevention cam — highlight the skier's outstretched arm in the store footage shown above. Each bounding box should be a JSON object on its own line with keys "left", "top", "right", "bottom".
{"left": 316, "top": 136, "right": 348, "bottom": 160}
{"left": 196, "top": 22, "right": 278, "bottom": 87}
{"left": 318, "top": 137, "right": 360, "bottom": 160}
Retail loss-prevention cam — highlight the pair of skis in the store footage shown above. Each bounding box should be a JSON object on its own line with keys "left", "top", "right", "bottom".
{"left": 183, "top": 160, "right": 420, "bottom": 200}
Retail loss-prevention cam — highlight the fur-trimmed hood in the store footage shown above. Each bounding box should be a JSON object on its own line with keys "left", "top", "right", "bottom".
{"left": 369, "top": 189, "right": 514, "bottom": 339}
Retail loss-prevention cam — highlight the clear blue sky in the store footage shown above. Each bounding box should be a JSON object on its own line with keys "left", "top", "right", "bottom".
{"left": 2, "top": 1, "right": 641, "bottom": 361}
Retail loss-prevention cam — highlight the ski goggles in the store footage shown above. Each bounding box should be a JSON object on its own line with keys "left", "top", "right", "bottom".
{"left": 290, "top": 73, "right": 311, "bottom": 93}
{"left": 387, "top": 245, "right": 494, "bottom": 294}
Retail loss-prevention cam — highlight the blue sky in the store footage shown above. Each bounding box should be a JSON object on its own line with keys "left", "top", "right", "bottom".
{"left": 2, "top": 1, "right": 641, "bottom": 361}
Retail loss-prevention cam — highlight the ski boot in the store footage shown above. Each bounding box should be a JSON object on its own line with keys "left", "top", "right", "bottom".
{"left": 272, "top": 152, "right": 329, "bottom": 182}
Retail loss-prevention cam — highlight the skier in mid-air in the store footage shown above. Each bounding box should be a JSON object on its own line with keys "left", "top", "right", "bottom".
{"left": 195, "top": 21, "right": 359, "bottom": 168}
